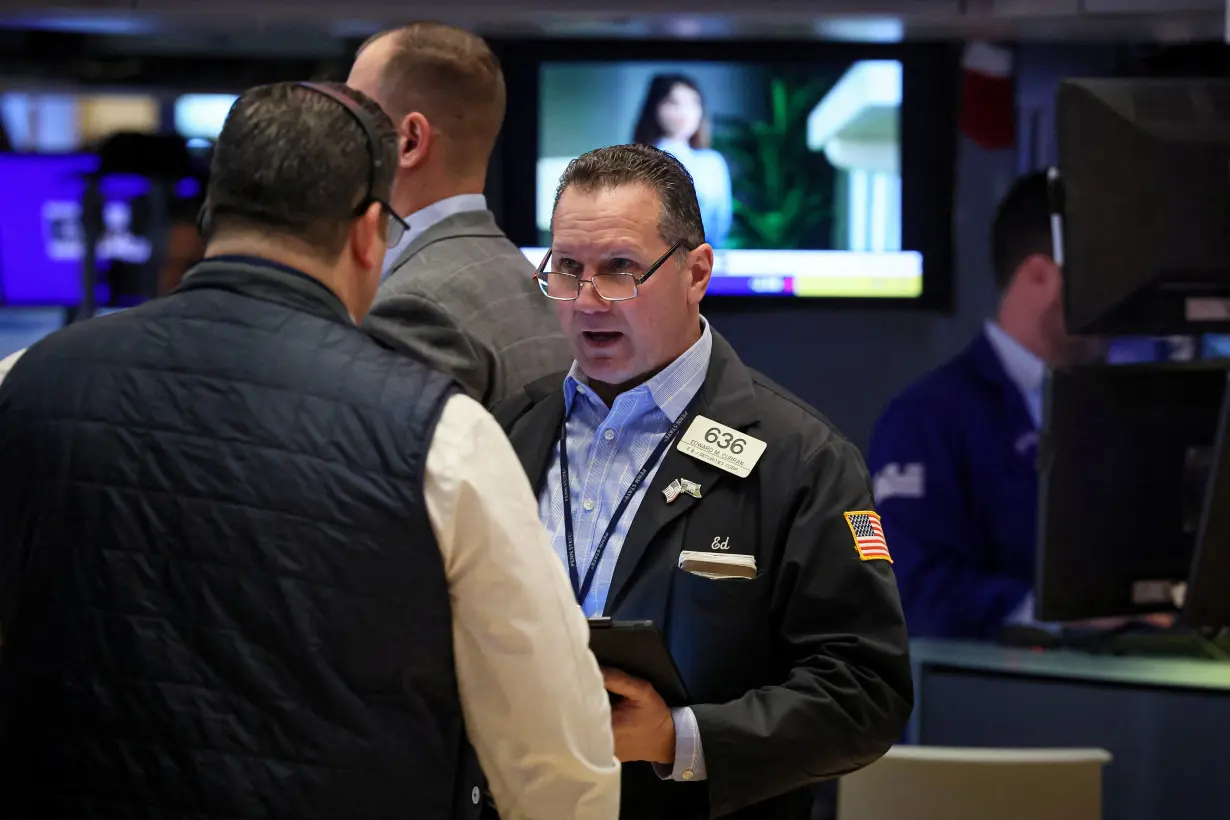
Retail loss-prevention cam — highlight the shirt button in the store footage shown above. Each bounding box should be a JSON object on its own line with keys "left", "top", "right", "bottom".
{"left": 582, "top": 498, "right": 595, "bottom": 511}
{"left": 682, "top": 769, "right": 695, "bottom": 781}
{"left": 471, "top": 787, "right": 480, "bottom": 805}
{"left": 603, "top": 429, "right": 615, "bottom": 441}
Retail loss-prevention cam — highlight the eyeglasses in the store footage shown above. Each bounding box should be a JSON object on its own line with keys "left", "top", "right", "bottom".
{"left": 378, "top": 203, "right": 408, "bottom": 247}
{"left": 535, "top": 240, "right": 684, "bottom": 302}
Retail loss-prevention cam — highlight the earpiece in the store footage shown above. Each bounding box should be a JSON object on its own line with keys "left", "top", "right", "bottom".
{"left": 196, "top": 200, "right": 212, "bottom": 238}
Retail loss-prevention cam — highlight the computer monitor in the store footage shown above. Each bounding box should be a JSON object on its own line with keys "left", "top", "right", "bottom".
{"left": 1183, "top": 385, "right": 1230, "bottom": 630}
{"left": 1204, "top": 333, "right": 1230, "bottom": 360}
{"left": 1035, "top": 362, "right": 1229, "bottom": 622}
{"left": 0, "top": 153, "right": 151, "bottom": 306}
{"left": 1054, "top": 78, "right": 1230, "bottom": 336}
{"left": 0, "top": 146, "right": 202, "bottom": 308}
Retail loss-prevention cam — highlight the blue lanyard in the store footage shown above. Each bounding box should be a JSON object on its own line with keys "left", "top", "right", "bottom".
{"left": 558, "top": 409, "right": 691, "bottom": 608}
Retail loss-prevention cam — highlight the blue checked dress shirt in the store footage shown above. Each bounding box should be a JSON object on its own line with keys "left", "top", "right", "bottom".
{"left": 538, "top": 317, "right": 713, "bottom": 782}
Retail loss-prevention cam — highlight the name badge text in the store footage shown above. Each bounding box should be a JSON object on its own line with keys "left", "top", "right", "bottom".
{"left": 676, "top": 415, "right": 766, "bottom": 478}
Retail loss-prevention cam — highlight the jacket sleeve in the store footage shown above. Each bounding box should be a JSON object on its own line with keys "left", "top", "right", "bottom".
{"left": 867, "top": 403, "right": 1029, "bottom": 640}
{"left": 692, "top": 438, "right": 913, "bottom": 817}
{"left": 363, "top": 290, "right": 494, "bottom": 405}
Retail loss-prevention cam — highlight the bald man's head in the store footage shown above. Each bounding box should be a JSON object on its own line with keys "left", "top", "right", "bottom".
{"left": 349, "top": 22, "right": 504, "bottom": 181}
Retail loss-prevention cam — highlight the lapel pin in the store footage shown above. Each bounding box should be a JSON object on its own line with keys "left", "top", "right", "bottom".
{"left": 663, "top": 478, "right": 683, "bottom": 504}
{"left": 680, "top": 479, "right": 702, "bottom": 499}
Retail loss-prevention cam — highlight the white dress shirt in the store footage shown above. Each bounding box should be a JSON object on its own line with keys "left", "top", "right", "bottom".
{"left": 0, "top": 350, "right": 21, "bottom": 381}
{"left": 383, "top": 193, "right": 488, "bottom": 277}
{"left": 0, "top": 351, "right": 621, "bottom": 820}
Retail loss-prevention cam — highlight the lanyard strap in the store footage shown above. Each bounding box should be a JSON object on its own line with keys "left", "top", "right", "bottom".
{"left": 559, "top": 409, "right": 691, "bottom": 607}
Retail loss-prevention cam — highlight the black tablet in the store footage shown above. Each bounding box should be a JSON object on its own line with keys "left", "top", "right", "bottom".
{"left": 588, "top": 618, "right": 690, "bottom": 707}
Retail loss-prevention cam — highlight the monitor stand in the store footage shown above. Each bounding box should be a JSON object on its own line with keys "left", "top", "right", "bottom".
{"left": 1061, "top": 625, "right": 1230, "bottom": 661}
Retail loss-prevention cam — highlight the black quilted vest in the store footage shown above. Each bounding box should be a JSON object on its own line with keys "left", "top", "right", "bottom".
{"left": 0, "top": 258, "right": 475, "bottom": 819}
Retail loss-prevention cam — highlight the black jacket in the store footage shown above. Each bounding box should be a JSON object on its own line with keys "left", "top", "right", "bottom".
{"left": 494, "top": 332, "right": 913, "bottom": 820}
{"left": 0, "top": 257, "right": 481, "bottom": 819}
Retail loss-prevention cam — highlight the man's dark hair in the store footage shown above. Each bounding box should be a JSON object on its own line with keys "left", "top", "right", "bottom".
{"left": 358, "top": 22, "right": 505, "bottom": 177}
{"left": 553, "top": 144, "right": 706, "bottom": 251}
{"left": 205, "top": 82, "right": 397, "bottom": 257}
{"left": 991, "top": 170, "right": 1054, "bottom": 292}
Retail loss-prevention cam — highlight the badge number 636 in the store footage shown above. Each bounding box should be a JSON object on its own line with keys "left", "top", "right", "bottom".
{"left": 704, "top": 427, "right": 746, "bottom": 455}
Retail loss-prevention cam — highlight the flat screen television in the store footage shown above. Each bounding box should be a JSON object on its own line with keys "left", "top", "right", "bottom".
{"left": 0, "top": 152, "right": 196, "bottom": 307}
{"left": 496, "top": 42, "right": 956, "bottom": 306}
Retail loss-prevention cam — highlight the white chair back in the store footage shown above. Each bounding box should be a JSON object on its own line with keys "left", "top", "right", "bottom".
{"left": 838, "top": 745, "right": 1112, "bottom": 820}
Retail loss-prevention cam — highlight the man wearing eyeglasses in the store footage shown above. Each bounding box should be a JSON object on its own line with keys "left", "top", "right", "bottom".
{"left": 0, "top": 82, "right": 619, "bottom": 820}
{"left": 494, "top": 144, "right": 913, "bottom": 820}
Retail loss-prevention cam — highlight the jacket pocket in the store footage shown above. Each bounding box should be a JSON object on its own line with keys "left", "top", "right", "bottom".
{"left": 667, "top": 566, "right": 773, "bottom": 702}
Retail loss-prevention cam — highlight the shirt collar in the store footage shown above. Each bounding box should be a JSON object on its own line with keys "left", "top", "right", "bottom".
{"left": 564, "top": 316, "right": 713, "bottom": 421}
{"left": 382, "top": 193, "right": 488, "bottom": 277}
{"left": 984, "top": 320, "right": 1046, "bottom": 395}
{"left": 181, "top": 255, "right": 356, "bottom": 325}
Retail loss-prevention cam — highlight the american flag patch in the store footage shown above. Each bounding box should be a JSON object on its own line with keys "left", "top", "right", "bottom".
{"left": 843, "top": 511, "right": 891, "bottom": 562}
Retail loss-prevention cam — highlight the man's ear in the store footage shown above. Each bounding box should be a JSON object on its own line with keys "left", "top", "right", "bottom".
{"left": 1038, "top": 255, "right": 1065, "bottom": 298}
{"left": 350, "top": 201, "right": 386, "bottom": 271}
{"left": 686, "top": 244, "right": 714, "bottom": 305}
{"left": 399, "top": 112, "right": 432, "bottom": 171}
{"left": 1016, "top": 253, "right": 1054, "bottom": 288}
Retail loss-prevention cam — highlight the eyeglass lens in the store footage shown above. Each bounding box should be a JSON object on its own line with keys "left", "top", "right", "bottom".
{"left": 541, "top": 271, "right": 638, "bottom": 301}
{"left": 386, "top": 210, "right": 406, "bottom": 246}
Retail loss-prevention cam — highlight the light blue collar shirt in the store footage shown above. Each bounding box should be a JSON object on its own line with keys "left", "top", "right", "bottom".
{"left": 382, "top": 193, "right": 488, "bottom": 278}
{"left": 984, "top": 320, "right": 1046, "bottom": 430}
{"left": 985, "top": 321, "right": 1052, "bottom": 628}
{"left": 538, "top": 316, "right": 713, "bottom": 784}
{"left": 540, "top": 317, "right": 712, "bottom": 618}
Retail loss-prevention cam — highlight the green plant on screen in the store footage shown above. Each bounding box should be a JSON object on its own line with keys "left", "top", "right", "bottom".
{"left": 712, "top": 75, "right": 837, "bottom": 251}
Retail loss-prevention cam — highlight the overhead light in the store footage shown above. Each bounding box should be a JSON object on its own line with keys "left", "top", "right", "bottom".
{"left": 665, "top": 18, "right": 707, "bottom": 38}
{"left": 1, "top": 14, "right": 156, "bottom": 36}
{"left": 540, "top": 17, "right": 650, "bottom": 36}
{"left": 813, "top": 17, "right": 905, "bottom": 43}
{"left": 662, "top": 16, "right": 743, "bottom": 38}
{"left": 329, "top": 19, "right": 383, "bottom": 39}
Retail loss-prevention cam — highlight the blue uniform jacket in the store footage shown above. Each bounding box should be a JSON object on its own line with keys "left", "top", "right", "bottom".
{"left": 867, "top": 333, "right": 1038, "bottom": 640}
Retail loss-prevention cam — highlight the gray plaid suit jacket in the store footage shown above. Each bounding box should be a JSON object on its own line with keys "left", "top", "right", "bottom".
{"left": 363, "top": 209, "right": 573, "bottom": 409}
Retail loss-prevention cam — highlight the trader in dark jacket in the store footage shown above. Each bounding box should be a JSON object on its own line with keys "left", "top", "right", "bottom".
{"left": 0, "top": 81, "right": 618, "bottom": 820}
{"left": 494, "top": 144, "right": 912, "bottom": 820}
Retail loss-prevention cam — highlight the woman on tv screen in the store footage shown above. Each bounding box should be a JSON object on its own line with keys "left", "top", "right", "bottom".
{"left": 633, "top": 73, "right": 732, "bottom": 249}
